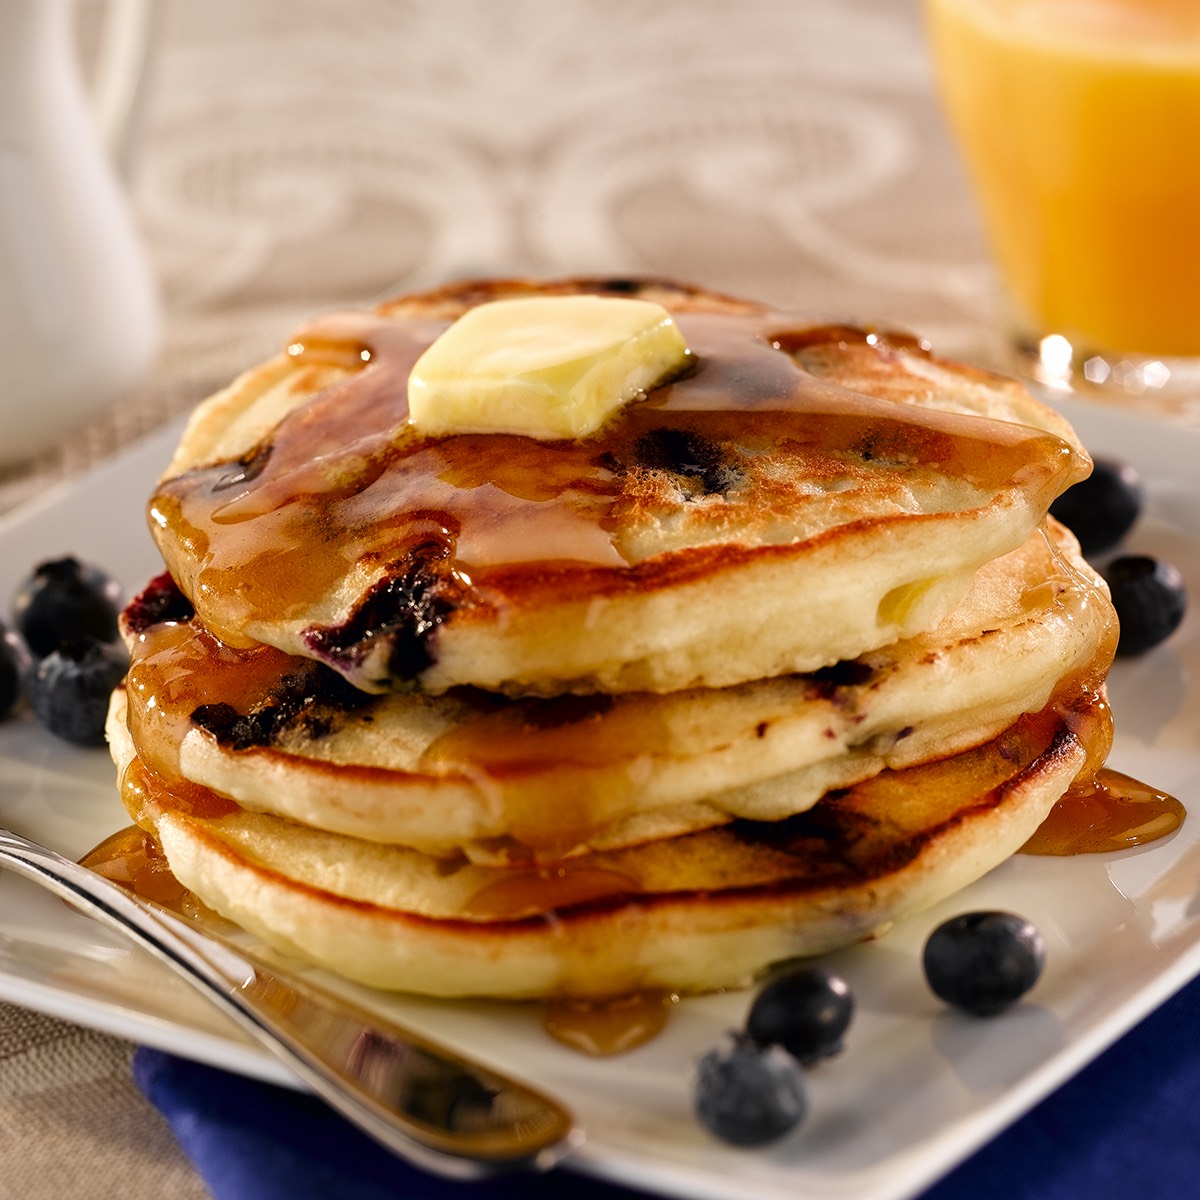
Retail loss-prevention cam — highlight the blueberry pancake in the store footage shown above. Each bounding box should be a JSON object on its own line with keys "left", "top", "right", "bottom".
{"left": 148, "top": 278, "right": 1090, "bottom": 696}
{"left": 106, "top": 681, "right": 1108, "bottom": 1000}
{"left": 114, "top": 520, "right": 1112, "bottom": 863}
{"left": 101, "top": 277, "right": 1118, "bottom": 1002}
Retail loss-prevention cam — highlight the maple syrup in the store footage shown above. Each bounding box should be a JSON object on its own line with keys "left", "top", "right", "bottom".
{"left": 124, "top": 618, "right": 301, "bottom": 781}
{"left": 1022, "top": 769, "right": 1185, "bottom": 856}
{"left": 1016, "top": 556, "right": 1186, "bottom": 858}
{"left": 79, "top": 825, "right": 189, "bottom": 909}
{"left": 78, "top": 823, "right": 229, "bottom": 928}
{"left": 82, "top": 754, "right": 238, "bottom": 925}
{"left": 417, "top": 690, "right": 675, "bottom": 854}
{"left": 118, "top": 753, "right": 239, "bottom": 824}
{"left": 1001, "top": 524, "right": 1187, "bottom": 858}
{"left": 463, "top": 864, "right": 642, "bottom": 919}
{"left": 81, "top": 754, "right": 242, "bottom": 926}
{"left": 148, "top": 303, "right": 1089, "bottom": 656}
{"left": 543, "top": 990, "right": 677, "bottom": 1056}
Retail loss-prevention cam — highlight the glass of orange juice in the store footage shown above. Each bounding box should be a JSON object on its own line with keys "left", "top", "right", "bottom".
{"left": 924, "top": 0, "right": 1200, "bottom": 403}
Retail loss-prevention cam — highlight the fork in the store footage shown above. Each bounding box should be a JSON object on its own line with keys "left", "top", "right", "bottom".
{"left": 0, "top": 825, "right": 581, "bottom": 1178}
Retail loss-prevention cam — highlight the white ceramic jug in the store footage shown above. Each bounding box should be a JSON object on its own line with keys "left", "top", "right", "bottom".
{"left": 0, "top": 0, "right": 159, "bottom": 468}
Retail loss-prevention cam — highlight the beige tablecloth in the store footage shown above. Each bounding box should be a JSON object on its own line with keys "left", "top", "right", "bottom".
{"left": 0, "top": 1, "right": 1005, "bottom": 1194}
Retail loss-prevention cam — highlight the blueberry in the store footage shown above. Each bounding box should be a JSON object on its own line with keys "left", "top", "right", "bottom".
{"left": 694, "top": 1032, "right": 807, "bottom": 1147}
{"left": 13, "top": 556, "right": 123, "bottom": 659}
{"left": 1049, "top": 457, "right": 1144, "bottom": 557}
{"left": 1102, "top": 555, "right": 1187, "bottom": 656}
{"left": 923, "top": 911, "right": 1045, "bottom": 1016}
{"left": 26, "top": 638, "right": 128, "bottom": 745}
{"left": 746, "top": 965, "right": 854, "bottom": 1066}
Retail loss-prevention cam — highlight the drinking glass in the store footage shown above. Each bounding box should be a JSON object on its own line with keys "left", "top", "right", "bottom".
{"left": 924, "top": 0, "right": 1200, "bottom": 406}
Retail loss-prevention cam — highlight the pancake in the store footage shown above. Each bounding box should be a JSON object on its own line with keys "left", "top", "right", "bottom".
{"left": 147, "top": 277, "right": 1090, "bottom": 696}
{"left": 106, "top": 689, "right": 1106, "bottom": 1000}
{"left": 101, "top": 275, "right": 1120, "bottom": 1005}
{"left": 115, "top": 520, "right": 1115, "bottom": 862}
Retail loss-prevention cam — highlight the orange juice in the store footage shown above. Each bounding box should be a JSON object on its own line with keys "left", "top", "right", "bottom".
{"left": 925, "top": 0, "right": 1200, "bottom": 360}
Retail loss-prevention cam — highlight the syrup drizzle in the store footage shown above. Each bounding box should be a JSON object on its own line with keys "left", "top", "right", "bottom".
{"left": 78, "top": 824, "right": 230, "bottom": 928}
{"left": 149, "top": 303, "right": 1089, "bottom": 650}
{"left": 543, "top": 991, "right": 678, "bottom": 1057}
{"left": 1016, "top": 534, "right": 1186, "bottom": 858}
{"left": 123, "top": 620, "right": 301, "bottom": 782}
{"left": 79, "top": 825, "right": 190, "bottom": 910}
{"left": 1022, "top": 769, "right": 1185, "bottom": 856}
{"left": 461, "top": 864, "right": 642, "bottom": 919}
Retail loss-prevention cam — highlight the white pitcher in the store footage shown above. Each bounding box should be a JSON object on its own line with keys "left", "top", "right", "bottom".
{"left": 0, "top": 0, "right": 159, "bottom": 468}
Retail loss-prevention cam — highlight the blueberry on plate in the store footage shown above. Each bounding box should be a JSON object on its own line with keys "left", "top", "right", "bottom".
{"left": 746, "top": 964, "right": 854, "bottom": 1066}
{"left": 1102, "top": 555, "right": 1188, "bottom": 656}
{"left": 923, "top": 911, "right": 1045, "bottom": 1016}
{"left": 27, "top": 638, "right": 128, "bottom": 745}
{"left": 694, "top": 1032, "right": 807, "bottom": 1147}
{"left": 1049, "top": 457, "right": 1144, "bottom": 557}
{"left": 13, "top": 556, "right": 123, "bottom": 659}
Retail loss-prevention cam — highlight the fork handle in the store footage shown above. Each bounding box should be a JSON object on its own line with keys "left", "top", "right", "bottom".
{"left": 0, "top": 828, "right": 580, "bottom": 1177}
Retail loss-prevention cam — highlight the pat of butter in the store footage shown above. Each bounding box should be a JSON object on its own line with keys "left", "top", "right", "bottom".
{"left": 408, "top": 295, "right": 690, "bottom": 439}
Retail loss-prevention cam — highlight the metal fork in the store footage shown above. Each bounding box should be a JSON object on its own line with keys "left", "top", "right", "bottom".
{"left": 0, "top": 825, "right": 581, "bottom": 1178}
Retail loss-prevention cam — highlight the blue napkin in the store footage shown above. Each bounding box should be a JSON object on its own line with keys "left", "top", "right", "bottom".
{"left": 135, "top": 972, "right": 1200, "bottom": 1200}
{"left": 132, "top": 1048, "right": 653, "bottom": 1200}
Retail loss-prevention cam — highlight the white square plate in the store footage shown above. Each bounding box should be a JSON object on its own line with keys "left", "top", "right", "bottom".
{"left": 0, "top": 395, "right": 1196, "bottom": 1200}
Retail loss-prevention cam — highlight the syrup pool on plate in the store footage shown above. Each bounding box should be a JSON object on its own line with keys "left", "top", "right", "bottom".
{"left": 1022, "top": 768, "right": 1185, "bottom": 856}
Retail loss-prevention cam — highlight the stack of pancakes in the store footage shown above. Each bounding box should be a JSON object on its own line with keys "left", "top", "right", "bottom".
{"left": 105, "top": 278, "right": 1116, "bottom": 1000}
